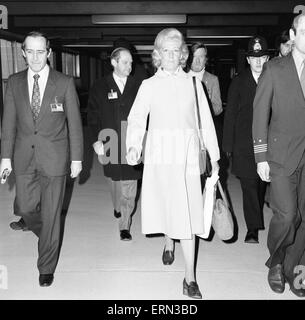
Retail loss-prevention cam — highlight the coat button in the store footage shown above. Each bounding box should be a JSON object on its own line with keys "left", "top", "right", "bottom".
{"left": 32, "top": 145, "right": 34, "bottom": 148}
{"left": 34, "top": 131, "right": 37, "bottom": 135}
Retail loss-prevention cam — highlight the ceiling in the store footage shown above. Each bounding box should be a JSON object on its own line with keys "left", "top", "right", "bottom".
{"left": 0, "top": 0, "right": 303, "bottom": 59}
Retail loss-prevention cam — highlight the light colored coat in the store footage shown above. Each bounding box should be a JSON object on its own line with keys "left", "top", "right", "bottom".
{"left": 127, "top": 68, "right": 220, "bottom": 239}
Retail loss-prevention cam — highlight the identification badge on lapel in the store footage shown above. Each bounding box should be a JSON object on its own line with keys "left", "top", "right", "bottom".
{"left": 50, "top": 96, "right": 64, "bottom": 112}
{"left": 108, "top": 89, "right": 118, "bottom": 100}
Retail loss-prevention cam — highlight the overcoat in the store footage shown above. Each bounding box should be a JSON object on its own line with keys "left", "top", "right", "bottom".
{"left": 253, "top": 53, "right": 305, "bottom": 176}
{"left": 222, "top": 68, "right": 258, "bottom": 178}
{"left": 88, "top": 74, "right": 143, "bottom": 181}
{"left": 126, "top": 68, "right": 220, "bottom": 239}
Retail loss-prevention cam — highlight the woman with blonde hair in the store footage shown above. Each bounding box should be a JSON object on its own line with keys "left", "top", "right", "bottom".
{"left": 126, "top": 28, "right": 220, "bottom": 299}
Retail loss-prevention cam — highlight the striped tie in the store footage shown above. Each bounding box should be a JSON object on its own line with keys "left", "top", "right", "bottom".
{"left": 31, "top": 74, "right": 41, "bottom": 121}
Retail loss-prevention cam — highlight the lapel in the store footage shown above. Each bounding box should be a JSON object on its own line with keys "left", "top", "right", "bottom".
{"left": 20, "top": 69, "right": 39, "bottom": 126}
{"left": 107, "top": 74, "right": 133, "bottom": 99}
{"left": 36, "top": 68, "right": 57, "bottom": 124}
{"left": 121, "top": 75, "right": 133, "bottom": 97}
{"left": 19, "top": 69, "right": 31, "bottom": 111}
{"left": 107, "top": 74, "right": 121, "bottom": 98}
{"left": 284, "top": 53, "right": 305, "bottom": 105}
{"left": 202, "top": 71, "right": 209, "bottom": 84}
{"left": 246, "top": 68, "right": 257, "bottom": 93}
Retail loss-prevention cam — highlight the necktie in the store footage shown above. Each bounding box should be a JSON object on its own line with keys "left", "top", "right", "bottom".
{"left": 300, "top": 60, "right": 305, "bottom": 98}
{"left": 31, "top": 74, "right": 41, "bottom": 121}
{"left": 119, "top": 78, "right": 125, "bottom": 94}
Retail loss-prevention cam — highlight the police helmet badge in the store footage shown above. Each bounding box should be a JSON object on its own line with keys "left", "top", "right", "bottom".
{"left": 253, "top": 38, "right": 262, "bottom": 52}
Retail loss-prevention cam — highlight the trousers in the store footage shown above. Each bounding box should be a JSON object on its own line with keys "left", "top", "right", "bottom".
{"left": 106, "top": 178, "right": 137, "bottom": 230}
{"left": 266, "top": 151, "right": 305, "bottom": 277}
{"left": 239, "top": 176, "right": 266, "bottom": 231}
{"left": 15, "top": 161, "right": 66, "bottom": 274}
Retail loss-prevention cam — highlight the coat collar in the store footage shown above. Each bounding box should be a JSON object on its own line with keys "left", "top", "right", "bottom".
{"left": 106, "top": 73, "right": 134, "bottom": 97}
{"left": 283, "top": 53, "right": 305, "bottom": 103}
{"left": 37, "top": 68, "right": 57, "bottom": 123}
{"left": 202, "top": 70, "right": 211, "bottom": 82}
{"left": 245, "top": 68, "right": 259, "bottom": 87}
{"left": 155, "top": 66, "right": 187, "bottom": 78}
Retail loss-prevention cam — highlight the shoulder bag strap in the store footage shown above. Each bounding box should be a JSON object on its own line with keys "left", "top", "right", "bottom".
{"left": 217, "top": 180, "right": 229, "bottom": 208}
{"left": 192, "top": 76, "right": 205, "bottom": 150}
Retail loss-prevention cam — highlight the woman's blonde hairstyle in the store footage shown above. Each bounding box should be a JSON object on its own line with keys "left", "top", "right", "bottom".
{"left": 152, "top": 28, "right": 189, "bottom": 68}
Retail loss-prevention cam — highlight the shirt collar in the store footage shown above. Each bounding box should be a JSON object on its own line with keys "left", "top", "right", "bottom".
{"left": 28, "top": 64, "right": 49, "bottom": 80}
{"left": 251, "top": 70, "right": 260, "bottom": 84}
{"left": 292, "top": 48, "right": 305, "bottom": 76}
{"left": 156, "top": 66, "right": 186, "bottom": 77}
{"left": 113, "top": 72, "right": 127, "bottom": 84}
{"left": 188, "top": 68, "right": 205, "bottom": 80}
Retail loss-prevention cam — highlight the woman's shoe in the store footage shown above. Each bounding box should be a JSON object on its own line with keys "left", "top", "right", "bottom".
{"left": 162, "top": 247, "right": 175, "bottom": 265}
{"left": 183, "top": 278, "right": 202, "bottom": 299}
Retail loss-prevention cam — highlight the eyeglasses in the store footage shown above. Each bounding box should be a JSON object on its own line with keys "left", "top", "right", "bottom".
{"left": 24, "top": 49, "right": 48, "bottom": 56}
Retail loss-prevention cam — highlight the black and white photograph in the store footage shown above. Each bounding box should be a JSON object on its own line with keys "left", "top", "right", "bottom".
{"left": 0, "top": 0, "right": 305, "bottom": 312}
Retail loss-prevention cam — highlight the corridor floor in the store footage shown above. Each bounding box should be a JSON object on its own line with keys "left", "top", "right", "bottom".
{"left": 0, "top": 141, "right": 298, "bottom": 300}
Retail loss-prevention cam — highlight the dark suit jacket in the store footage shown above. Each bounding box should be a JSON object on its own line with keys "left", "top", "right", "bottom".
{"left": 87, "top": 73, "right": 143, "bottom": 181}
{"left": 253, "top": 53, "right": 305, "bottom": 176}
{"left": 223, "top": 68, "right": 258, "bottom": 178}
{"left": 0, "top": 68, "right": 84, "bottom": 176}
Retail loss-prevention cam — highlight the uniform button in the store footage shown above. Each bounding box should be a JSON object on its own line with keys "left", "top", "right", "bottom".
{"left": 32, "top": 145, "right": 35, "bottom": 148}
{"left": 34, "top": 131, "right": 37, "bottom": 134}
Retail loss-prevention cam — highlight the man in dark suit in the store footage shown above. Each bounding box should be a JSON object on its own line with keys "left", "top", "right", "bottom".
{"left": 88, "top": 47, "right": 143, "bottom": 241}
{"left": 223, "top": 36, "right": 269, "bottom": 244}
{"left": 253, "top": 13, "right": 305, "bottom": 297}
{"left": 188, "top": 42, "right": 223, "bottom": 117}
{"left": 0, "top": 31, "right": 83, "bottom": 287}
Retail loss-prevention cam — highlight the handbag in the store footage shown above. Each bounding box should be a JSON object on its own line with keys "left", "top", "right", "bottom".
{"left": 192, "top": 76, "right": 212, "bottom": 178}
{"left": 212, "top": 180, "right": 234, "bottom": 241}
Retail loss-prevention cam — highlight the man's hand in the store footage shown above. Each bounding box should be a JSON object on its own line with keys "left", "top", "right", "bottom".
{"left": 0, "top": 158, "right": 12, "bottom": 177}
{"left": 92, "top": 141, "right": 104, "bottom": 156}
{"left": 70, "top": 161, "right": 82, "bottom": 178}
{"left": 257, "top": 161, "right": 271, "bottom": 182}
{"left": 126, "top": 147, "right": 139, "bottom": 166}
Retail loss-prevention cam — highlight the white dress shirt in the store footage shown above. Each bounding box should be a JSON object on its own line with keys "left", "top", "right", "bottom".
{"left": 251, "top": 71, "right": 260, "bottom": 84}
{"left": 113, "top": 72, "right": 127, "bottom": 94}
{"left": 188, "top": 68, "right": 205, "bottom": 81}
{"left": 27, "top": 64, "right": 50, "bottom": 103}
{"left": 292, "top": 49, "right": 305, "bottom": 79}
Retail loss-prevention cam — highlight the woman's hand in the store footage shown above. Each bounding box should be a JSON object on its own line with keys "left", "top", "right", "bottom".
{"left": 126, "top": 147, "right": 139, "bottom": 166}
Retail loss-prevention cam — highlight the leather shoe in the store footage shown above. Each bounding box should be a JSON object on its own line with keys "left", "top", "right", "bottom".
{"left": 284, "top": 274, "right": 305, "bottom": 298}
{"left": 39, "top": 274, "right": 54, "bottom": 287}
{"left": 162, "top": 247, "right": 175, "bottom": 265}
{"left": 268, "top": 264, "right": 285, "bottom": 293}
{"left": 9, "top": 218, "right": 29, "bottom": 231}
{"left": 114, "top": 210, "right": 121, "bottom": 219}
{"left": 120, "top": 229, "right": 132, "bottom": 241}
{"left": 183, "top": 278, "right": 202, "bottom": 299}
{"left": 244, "top": 229, "right": 259, "bottom": 243}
